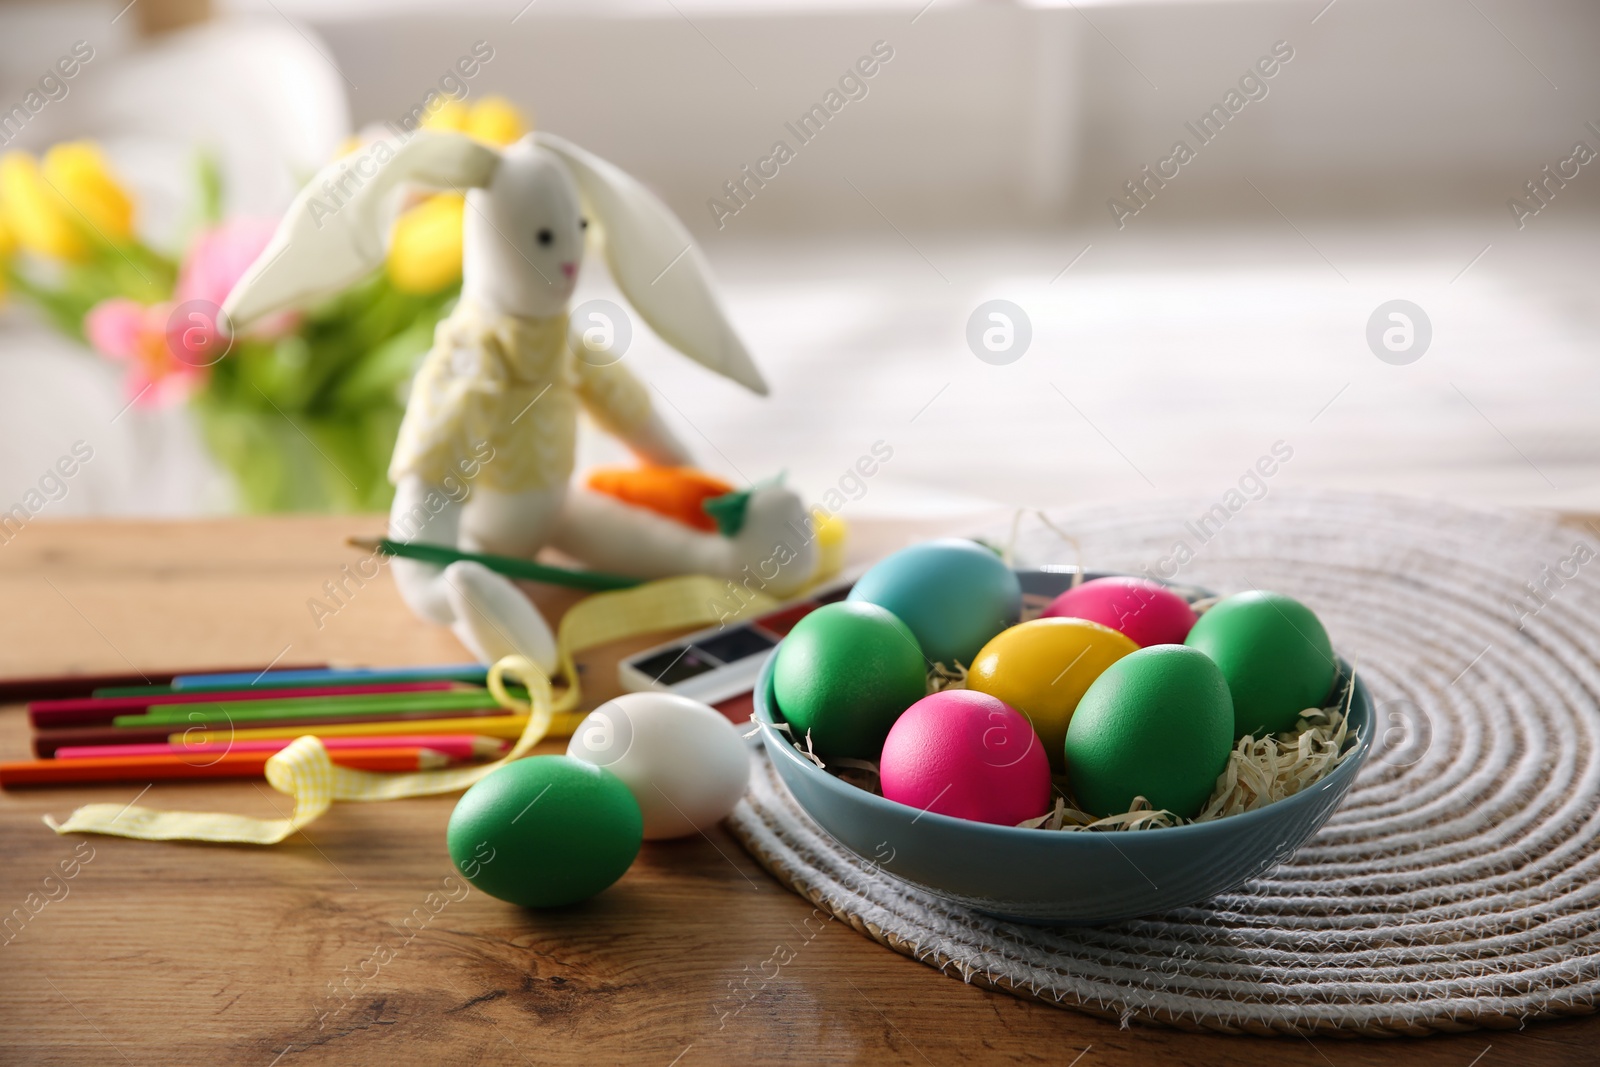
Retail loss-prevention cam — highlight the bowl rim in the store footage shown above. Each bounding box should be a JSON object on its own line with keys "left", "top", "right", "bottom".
{"left": 753, "top": 643, "right": 1373, "bottom": 845}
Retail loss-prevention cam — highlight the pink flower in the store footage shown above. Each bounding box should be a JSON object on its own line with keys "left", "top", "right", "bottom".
{"left": 84, "top": 297, "right": 206, "bottom": 406}
{"left": 79, "top": 216, "right": 293, "bottom": 406}
{"left": 177, "top": 216, "right": 296, "bottom": 337}
{"left": 178, "top": 217, "right": 269, "bottom": 306}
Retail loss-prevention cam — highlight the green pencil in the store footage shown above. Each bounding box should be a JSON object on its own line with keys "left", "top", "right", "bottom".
{"left": 115, "top": 689, "right": 515, "bottom": 728}
{"left": 348, "top": 538, "right": 641, "bottom": 592}
{"left": 94, "top": 684, "right": 178, "bottom": 698}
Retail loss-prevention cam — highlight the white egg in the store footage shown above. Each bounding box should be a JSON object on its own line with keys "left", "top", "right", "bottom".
{"left": 565, "top": 692, "right": 750, "bottom": 839}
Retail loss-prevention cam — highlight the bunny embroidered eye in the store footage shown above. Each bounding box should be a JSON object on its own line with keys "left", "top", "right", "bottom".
{"left": 537, "top": 228, "right": 554, "bottom": 246}
{"left": 580, "top": 218, "right": 589, "bottom": 230}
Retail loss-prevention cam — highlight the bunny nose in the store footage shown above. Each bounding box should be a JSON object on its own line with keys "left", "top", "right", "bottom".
{"left": 560, "top": 262, "right": 576, "bottom": 280}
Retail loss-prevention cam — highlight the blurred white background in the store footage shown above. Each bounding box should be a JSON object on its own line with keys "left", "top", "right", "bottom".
{"left": 0, "top": 0, "right": 1596, "bottom": 520}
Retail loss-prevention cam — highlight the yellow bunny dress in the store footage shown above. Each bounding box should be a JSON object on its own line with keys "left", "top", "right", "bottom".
{"left": 389, "top": 299, "right": 653, "bottom": 492}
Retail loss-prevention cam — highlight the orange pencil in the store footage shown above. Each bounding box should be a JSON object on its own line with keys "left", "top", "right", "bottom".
{"left": 0, "top": 747, "right": 451, "bottom": 788}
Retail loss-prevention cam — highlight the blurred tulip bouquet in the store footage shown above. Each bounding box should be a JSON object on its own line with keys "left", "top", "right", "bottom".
{"left": 0, "top": 97, "right": 528, "bottom": 512}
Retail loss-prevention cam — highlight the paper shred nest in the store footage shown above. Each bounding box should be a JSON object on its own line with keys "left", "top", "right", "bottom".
{"left": 926, "top": 661, "right": 968, "bottom": 694}
{"left": 1024, "top": 678, "right": 1358, "bottom": 832}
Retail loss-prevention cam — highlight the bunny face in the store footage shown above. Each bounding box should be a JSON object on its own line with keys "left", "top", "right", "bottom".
{"left": 461, "top": 137, "right": 586, "bottom": 320}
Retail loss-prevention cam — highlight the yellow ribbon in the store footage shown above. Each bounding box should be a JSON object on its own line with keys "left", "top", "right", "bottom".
{"left": 43, "top": 573, "right": 779, "bottom": 845}
{"left": 546, "top": 572, "right": 776, "bottom": 726}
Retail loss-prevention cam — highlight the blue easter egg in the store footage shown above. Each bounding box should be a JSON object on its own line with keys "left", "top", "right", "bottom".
{"left": 847, "top": 538, "right": 1021, "bottom": 668}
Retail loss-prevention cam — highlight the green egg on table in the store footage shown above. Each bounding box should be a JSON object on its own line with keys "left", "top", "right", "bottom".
{"left": 447, "top": 755, "right": 643, "bottom": 908}
{"left": 1185, "top": 590, "right": 1337, "bottom": 737}
{"left": 1063, "top": 645, "right": 1234, "bottom": 820}
{"left": 772, "top": 601, "right": 927, "bottom": 758}
{"left": 846, "top": 538, "right": 1021, "bottom": 667}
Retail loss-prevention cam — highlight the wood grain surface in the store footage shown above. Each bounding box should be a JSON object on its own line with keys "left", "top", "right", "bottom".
{"left": 1, "top": 515, "right": 1595, "bottom": 1066}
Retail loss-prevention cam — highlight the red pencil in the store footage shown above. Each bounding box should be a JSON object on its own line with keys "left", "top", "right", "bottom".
{"left": 0, "top": 747, "right": 453, "bottom": 787}
{"left": 0, "top": 664, "right": 328, "bottom": 704}
{"left": 55, "top": 735, "right": 508, "bottom": 761}
{"left": 28, "top": 680, "right": 465, "bottom": 728}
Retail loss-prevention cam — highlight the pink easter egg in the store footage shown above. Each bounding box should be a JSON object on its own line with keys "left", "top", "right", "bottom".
{"left": 1041, "top": 576, "right": 1197, "bottom": 647}
{"left": 879, "top": 690, "right": 1051, "bottom": 826}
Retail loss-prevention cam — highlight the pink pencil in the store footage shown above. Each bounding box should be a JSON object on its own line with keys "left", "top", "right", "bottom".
{"left": 28, "top": 681, "right": 463, "bottom": 728}
{"left": 54, "top": 734, "right": 508, "bottom": 761}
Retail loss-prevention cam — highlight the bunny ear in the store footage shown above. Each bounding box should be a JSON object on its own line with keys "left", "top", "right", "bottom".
{"left": 223, "top": 131, "right": 501, "bottom": 329}
{"left": 534, "top": 132, "right": 767, "bottom": 396}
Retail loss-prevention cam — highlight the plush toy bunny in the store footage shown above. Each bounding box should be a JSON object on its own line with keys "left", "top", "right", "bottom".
{"left": 222, "top": 129, "right": 817, "bottom": 670}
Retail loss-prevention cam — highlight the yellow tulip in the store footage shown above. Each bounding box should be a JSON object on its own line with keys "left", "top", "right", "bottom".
{"left": 386, "top": 98, "right": 526, "bottom": 293}
{"left": 422, "top": 99, "right": 470, "bottom": 135}
{"left": 465, "top": 97, "right": 528, "bottom": 147}
{"left": 0, "top": 214, "right": 12, "bottom": 301}
{"left": 1, "top": 151, "right": 86, "bottom": 260}
{"left": 43, "top": 142, "right": 134, "bottom": 242}
{"left": 417, "top": 96, "right": 526, "bottom": 146}
{"left": 387, "top": 193, "right": 464, "bottom": 294}
{"left": 0, "top": 142, "right": 134, "bottom": 262}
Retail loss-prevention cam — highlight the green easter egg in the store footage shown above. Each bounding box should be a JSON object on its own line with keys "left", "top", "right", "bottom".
{"left": 447, "top": 755, "right": 642, "bottom": 908}
{"left": 1063, "top": 645, "right": 1234, "bottom": 819}
{"left": 772, "top": 601, "right": 927, "bottom": 758}
{"left": 1185, "top": 590, "right": 1337, "bottom": 737}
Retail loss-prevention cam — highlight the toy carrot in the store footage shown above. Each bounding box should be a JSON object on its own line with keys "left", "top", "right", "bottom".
{"left": 586, "top": 466, "right": 734, "bottom": 532}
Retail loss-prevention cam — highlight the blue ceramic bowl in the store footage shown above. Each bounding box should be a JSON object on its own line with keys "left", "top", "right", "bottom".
{"left": 752, "top": 572, "right": 1373, "bottom": 924}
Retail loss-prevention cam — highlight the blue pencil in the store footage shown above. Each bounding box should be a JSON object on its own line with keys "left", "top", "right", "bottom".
{"left": 172, "top": 664, "right": 488, "bottom": 692}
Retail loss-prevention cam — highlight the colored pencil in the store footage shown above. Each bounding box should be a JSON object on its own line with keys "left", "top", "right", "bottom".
{"left": 0, "top": 747, "right": 452, "bottom": 787}
{"left": 172, "top": 663, "right": 488, "bottom": 692}
{"left": 29, "top": 681, "right": 464, "bottom": 729}
{"left": 0, "top": 663, "right": 328, "bottom": 704}
{"left": 55, "top": 735, "right": 508, "bottom": 760}
{"left": 32, "top": 706, "right": 518, "bottom": 758}
{"left": 210, "top": 714, "right": 532, "bottom": 742}
{"left": 117, "top": 689, "right": 510, "bottom": 728}
{"left": 93, "top": 685, "right": 178, "bottom": 697}
{"left": 348, "top": 537, "right": 641, "bottom": 592}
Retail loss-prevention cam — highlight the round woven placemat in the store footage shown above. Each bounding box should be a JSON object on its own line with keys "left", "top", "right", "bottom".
{"left": 726, "top": 490, "right": 1600, "bottom": 1037}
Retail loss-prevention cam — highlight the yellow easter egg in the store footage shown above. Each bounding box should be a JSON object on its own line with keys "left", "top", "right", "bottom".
{"left": 966, "top": 617, "right": 1138, "bottom": 772}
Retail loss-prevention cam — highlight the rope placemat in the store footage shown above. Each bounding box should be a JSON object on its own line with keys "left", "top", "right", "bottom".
{"left": 725, "top": 490, "right": 1600, "bottom": 1036}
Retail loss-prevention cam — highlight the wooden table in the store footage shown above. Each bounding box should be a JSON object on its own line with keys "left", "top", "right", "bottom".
{"left": 1, "top": 516, "right": 1594, "bottom": 1066}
